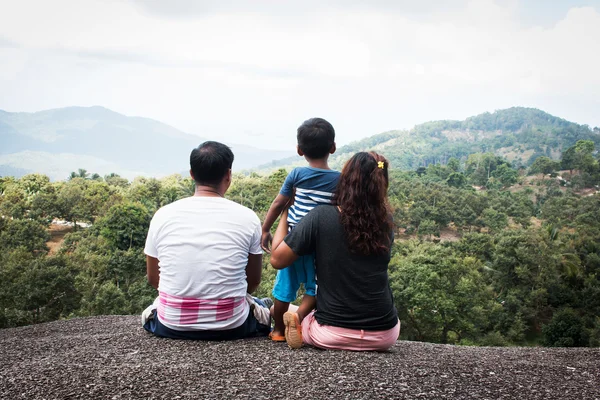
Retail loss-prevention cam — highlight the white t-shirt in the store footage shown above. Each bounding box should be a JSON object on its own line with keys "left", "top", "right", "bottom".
{"left": 144, "top": 196, "right": 262, "bottom": 331}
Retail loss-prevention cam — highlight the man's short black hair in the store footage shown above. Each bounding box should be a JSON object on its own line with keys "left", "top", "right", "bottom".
{"left": 297, "top": 118, "right": 335, "bottom": 159}
{"left": 190, "top": 141, "right": 234, "bottom": 186}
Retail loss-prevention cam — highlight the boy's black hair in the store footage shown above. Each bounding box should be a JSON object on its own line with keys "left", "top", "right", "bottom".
{"left": 297, "top": 118, "right": 335, "bottom": 159}
{"left": 190, "top": 141, "right": 234, "bottom": 186}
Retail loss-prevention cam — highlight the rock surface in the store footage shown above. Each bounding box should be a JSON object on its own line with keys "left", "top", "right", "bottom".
{"left": 1, "top": 316, "right": 598, "bottom": 399}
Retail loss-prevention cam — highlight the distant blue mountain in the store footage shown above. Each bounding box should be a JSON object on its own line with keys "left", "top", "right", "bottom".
{"left": 0, "top": 164, "right": 31, "bottom": 178}
{"left": 0, "top": 106, "right": 292, "bottom": 180}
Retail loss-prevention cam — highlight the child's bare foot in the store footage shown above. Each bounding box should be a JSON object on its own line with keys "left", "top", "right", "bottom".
{"left": 268, "top": 330, "right": 286, "bottom": 342}
{"left": 271, "top": 299, "right": 289, "bottom": 343}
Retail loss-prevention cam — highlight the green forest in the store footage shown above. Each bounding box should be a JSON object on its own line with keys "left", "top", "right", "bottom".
{"left": 1, "top": 137, "right": 599, "bottom": 348}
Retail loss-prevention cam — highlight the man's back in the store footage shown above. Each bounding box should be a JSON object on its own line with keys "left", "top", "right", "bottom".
{"left": 144, "top": 196, "right": 262, "bottom": 331}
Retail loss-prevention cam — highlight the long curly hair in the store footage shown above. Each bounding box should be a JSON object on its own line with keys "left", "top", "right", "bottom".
{"left": 333, "top": 151, "right": 392, "bottom": 255}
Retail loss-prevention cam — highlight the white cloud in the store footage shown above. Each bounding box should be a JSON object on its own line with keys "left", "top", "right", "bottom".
{"left": 0, "top": 0, "right": 599, "bottom": 150}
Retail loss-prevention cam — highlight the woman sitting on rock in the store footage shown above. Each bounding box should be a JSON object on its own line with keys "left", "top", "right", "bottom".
{"left": 270, "top": 151, "right": 400, "bottom": 350}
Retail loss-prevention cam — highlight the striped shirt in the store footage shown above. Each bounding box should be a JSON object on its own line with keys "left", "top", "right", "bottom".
{"left": 280, "top": 167, "right": 340, "bottom": 227}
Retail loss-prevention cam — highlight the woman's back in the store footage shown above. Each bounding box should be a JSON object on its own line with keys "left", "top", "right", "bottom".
{"left": 271, "top": 150, "right": 401, "bottom": 351}
{"left": 284, "top": 205, "right": 398, "bottom": 331}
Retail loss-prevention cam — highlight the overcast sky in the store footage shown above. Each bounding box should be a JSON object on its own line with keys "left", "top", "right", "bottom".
{"left": 1, "top": 0, "right": 599, "bottom": 150}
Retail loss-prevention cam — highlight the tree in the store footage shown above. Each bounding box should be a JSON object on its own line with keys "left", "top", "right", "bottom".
{"left": 447, "top": 157, "right": 461, "bottom": 172}
{"left": 106, "top": 248, "right": 146, "bottom": 288}
{"left": 158, "top": 174, "right": 194, "bottom": 206}
{"left": 69, "top": 168, "right": 90, "bottom": 180}
{"left": 0, "top": 219, "right": 49, "bottom": 252}
{"left": 81, "top": 180, "right": 116, "bottom": 223}
{"left": 453, "top": 232, "right": 493, "bottom": 261}
{"left": 446, "top": 172, "right": 466, "bottom": 188}
{"left": 491, "top": 164, "right": 519, "bottom": 188}
{"left": 465, "top": 153, "right": 507, "bottom": 186}
{"left": 542, "top": 308, "right": 589, "bottom": 347}
{"left": 104, "top": 173, "right": 130, "bottom": 188}
{"left": 481, "top": 208, "right": 508, "bottom": 232}
{"left": 390, "top": 243, "right": 494, "bottom": 344}
{"left": 561, "top": 140, "right": 598, "bottom": 178}
{"left": 30, "top": 188, "right": 59, "bottom": 224}
{"left": 0, "top": 251, "right": 79, "bottom": 327}
{"left": 99, "top": 202, "right": 151, "bottom": 250}
{"left": 0, "top": 174, "right": 54, "bottom": 220}
{"left": 508, "top": 193, "right": 535, "bottom": 228}
{"left": 227, "top": 169, "right": 285, "bottom": 212}
{"left": 561, "top": 146, "right": 577, "bottom": 174}
{"left": 18, "top": 174, "right": 50, "bottom": 195}
{"left": 0, "top": 183, "right": 27, "bottom": 219}
{"left": 574, "top": 140, "right": 597, "bottom": 174}
{"left": 529, "top": 156, "right": 558, "bottom": 179}
{"left": 489, "top": 229, "right": 563, "bottom": 336}
{"left": 127, "top": 177, "right": 163, "bottom": 211}
{"left": 82, "top": 282, "right": 127, "bottom": 315}
{"left": 55, "top": 179, "right": 87, "bottom": 228}
{"left": 417, "top": 219, "right": 439, "bottom": 240}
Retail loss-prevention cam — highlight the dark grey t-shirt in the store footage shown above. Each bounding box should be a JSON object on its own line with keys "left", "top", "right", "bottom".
{"left": 284, "top": 205, "right": 398, "bottom": 331}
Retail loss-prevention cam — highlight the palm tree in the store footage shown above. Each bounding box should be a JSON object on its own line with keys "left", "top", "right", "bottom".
{"left": 67, "top": 168, "right": 90, "bottom": 180}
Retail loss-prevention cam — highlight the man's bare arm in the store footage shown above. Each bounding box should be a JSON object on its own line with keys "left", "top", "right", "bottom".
{"left": 146, "top": 256, "right": 160, "bottom": 289}
{"left": 246, "top": 253, "right": 263, "bottom": 294}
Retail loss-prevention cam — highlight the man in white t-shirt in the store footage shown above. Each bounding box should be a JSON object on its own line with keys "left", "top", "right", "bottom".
{"left": 142, "top": 141, "right": 271, "bottom": 340}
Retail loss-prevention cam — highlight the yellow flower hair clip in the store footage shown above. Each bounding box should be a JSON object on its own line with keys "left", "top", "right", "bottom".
{"left": 377, "top": 161, "right": 385, "bottom": 169}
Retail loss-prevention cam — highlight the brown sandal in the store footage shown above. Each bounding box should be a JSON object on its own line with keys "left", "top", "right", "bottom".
{"left": 283, "top": 312, "right": 303, "bottom": 349}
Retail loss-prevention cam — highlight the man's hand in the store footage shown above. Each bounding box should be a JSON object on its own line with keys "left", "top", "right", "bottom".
{"left": 261, "top": 231, "right": 273, "bottom": 253}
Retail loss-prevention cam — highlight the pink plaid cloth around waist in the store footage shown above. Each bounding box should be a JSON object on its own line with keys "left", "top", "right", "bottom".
{"left": 157, "top": 291, "right": 246, "bottom": 326}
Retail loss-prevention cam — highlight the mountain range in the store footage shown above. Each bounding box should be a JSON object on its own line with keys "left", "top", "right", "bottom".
{"left": 256, "top": 107, "right": 600, "bottom": 173}
{"left": 1, "top": 106, "right": 598, "bottom": 180}
{"left": 0, "top": 106, "right": 292, "bottom": 180}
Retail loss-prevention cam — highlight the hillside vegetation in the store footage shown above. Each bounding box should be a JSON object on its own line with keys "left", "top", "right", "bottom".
{"left": 1, "top": 131, "right": 599, "bottom": 346}
{"left": 257, "top": 107, "right": 600, "bottom": 173}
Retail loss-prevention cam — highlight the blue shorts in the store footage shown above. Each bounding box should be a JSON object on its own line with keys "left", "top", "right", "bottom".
{"left": 272, "top": 254, "right": 316, "bottom": 303}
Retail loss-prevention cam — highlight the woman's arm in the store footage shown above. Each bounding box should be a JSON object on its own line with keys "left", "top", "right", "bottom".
{"left": 270, "top": 209, "right": 299, "bottom": 269}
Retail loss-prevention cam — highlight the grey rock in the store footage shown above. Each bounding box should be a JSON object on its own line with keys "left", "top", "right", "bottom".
{"left": 1, "top": 316, "right": 598, "bottom": 399}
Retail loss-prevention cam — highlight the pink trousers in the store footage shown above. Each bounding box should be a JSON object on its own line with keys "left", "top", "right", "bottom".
{"left": 301, "top": 311, "right": 400, "bottom": 351}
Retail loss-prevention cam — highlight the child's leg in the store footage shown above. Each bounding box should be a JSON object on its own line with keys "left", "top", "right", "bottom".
{"left": 296, "top": 294, "right": 316, "bottom": 322}
{"left": 271, "top": 266, "right": 300, "bottom": 337}
{"left": 297, "top": 253, "right": 317, "bottom": 322}
{"left": 272, "top": 299, "right": 289, "bottom": 337}
{"left": 282, "top": 254, "right": 317, "bottom": 348}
